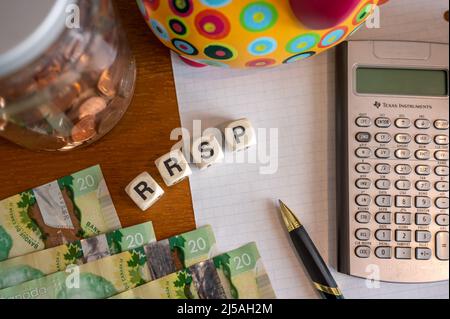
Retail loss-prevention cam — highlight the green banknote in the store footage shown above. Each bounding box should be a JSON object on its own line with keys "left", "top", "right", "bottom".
{"left": 0, "top": 221, "right": 155, "bottom": 290}
{"left": 0, "top": 165, "right": 121, "bottom": 261}
{"left": 0, "top": 225, "right": 216, "bottom": 299}
{"left": 111, "top": 242, "right": 276, "bottom": 299}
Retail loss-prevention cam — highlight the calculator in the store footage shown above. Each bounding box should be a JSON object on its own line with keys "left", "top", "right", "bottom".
{"left": 336, "top": 41, "right": 449, "bottom": 283}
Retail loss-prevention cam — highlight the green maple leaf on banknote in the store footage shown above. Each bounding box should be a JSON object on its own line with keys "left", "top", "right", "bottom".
{"left": 127, "top": 250, "right": 147, "bottom": 268}
{"left": 58, "top": 176, "right": 82, "bottom": 222}
{"left": 106, "top": 230, "right": 124, "bottom": 255}
{"left": 174, "top": 270, "right": 194, "bottom": 299}
{"left": 214, "top": 254, "right": 239, "bottom": 299}
{"left": 63, "top": 242, "right": 83, "bottom": 264}
{"left": 169, "top": 236, "right": 187, "bottom": 267}
{"left": 17, "top": 191, "right": 42, "bottom": 238}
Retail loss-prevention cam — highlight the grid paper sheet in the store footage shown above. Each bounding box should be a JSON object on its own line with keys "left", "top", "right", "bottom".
{"left": 172, "top": 0, "right": 449, "bottom": 299}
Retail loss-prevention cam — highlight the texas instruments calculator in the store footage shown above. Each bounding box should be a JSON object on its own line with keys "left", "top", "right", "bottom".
{"left": 336, "top": 41, "right": 449, "bottom": 283}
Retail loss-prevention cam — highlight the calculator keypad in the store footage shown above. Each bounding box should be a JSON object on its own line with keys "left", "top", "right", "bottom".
{"left": 352, "top": 114, "right": 449, "bottom": 266}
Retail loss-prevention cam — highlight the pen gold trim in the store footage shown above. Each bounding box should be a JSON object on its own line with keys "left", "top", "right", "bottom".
{"left": 313, "top": 282, "right": 343, "bottom": 297}
{"left": 279, "top": 200, "right": 302, "bottom": 232}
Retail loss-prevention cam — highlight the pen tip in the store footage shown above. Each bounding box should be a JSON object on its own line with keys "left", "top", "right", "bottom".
{"left": 278, "top": 200, "right": 302, "bottom": 231}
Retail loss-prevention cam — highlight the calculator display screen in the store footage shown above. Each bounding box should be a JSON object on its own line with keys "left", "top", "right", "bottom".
{"left": 356, "top": 68, "right": 448, "bottom": 96}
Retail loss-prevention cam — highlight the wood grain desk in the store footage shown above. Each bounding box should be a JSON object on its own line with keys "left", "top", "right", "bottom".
{"left": 0, "top": 0, "right": 196, "bottom": 240}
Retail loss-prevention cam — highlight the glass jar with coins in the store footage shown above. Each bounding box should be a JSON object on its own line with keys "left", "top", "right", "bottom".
{"left": 0, "top": 0, "right": 136, "bottom": 151}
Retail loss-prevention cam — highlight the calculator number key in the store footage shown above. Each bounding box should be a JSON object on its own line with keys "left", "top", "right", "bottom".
{"left": 396, "top": 230, "right": 412, "bottom": 242}
{"left": 375, "top": 179, "right": 391, "bottom": 190}
{"left": 396, "top": 196, "right": 412, "bottom": 208}
{"left": 375, "top": 229, "right": 392, "bottom": 242}
{"left": 396, "top": 213, "right": 412, "bottom": 225}
{"left": 416, "top": 248, "right": 432, "bottom": 260}
{"left": 375, "top": 212, "right": 391, "bottom": 224}
{"left": 416, "top": 231, "right": 432, "bottom": 243}
{"left": 355, "top": 229, "right": 371, "bottom": 241}
{"left": 375, "top": 117, "right": 391, "bottom": 128}
{"left": 396, "top": 247, "right": 412, "bottom": 259}
{"left": 415, "top": 196, "right": 431, "bottom": 209}
{"left": 436, "top": 232, "right": 449, "bottom": 261}
{"left": 416, "top": 213, "right": 432, "bottom": 226}
{"left": 375, "top": 247, "right": 392, "bottom": 259}
{"left": 376, "top": 195, "right": 392, "bottom": 207}
{"left": 355, "top": 246, "right": 371, "bottom": 258}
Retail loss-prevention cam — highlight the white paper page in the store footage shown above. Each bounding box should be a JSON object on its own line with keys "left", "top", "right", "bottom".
{"left": 172, "top": 0, "right": 449, "bottom": 299}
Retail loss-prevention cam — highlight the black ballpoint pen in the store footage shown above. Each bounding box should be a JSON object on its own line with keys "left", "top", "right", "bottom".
{"left": 278, "top": 200, "right": 344, "bottom": 299}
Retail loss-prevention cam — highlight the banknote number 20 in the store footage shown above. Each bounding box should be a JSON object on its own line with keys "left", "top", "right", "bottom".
{"left": 233, "top": 253, "right": 252, "bottom": 270}
{"left": 76, "top": 175, "right": 95, "bottom": 191}
{"left": 125, "top": 233, "right": 145, "bottom": 249}
{"left": 188, "top": 237, "right": 207, "bottom": 253}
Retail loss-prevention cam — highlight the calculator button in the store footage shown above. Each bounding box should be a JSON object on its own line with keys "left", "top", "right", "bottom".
{"left": 356, "top": 147, "right": 371, "bottom": 158}
{"left": 415, "top": 196, "right": 432, "bottom": 209}
{"left": 375, "top": 229, "right": 392, "bottom": 242}
{"left": 415, "top": 134, "right": 432, "bottom": 145}
{"left": 396, "top": 196, "right": 412, "bottom": 208}
{"left": 435, "top": 150, "right": 449, "bottom": 161}
{"left": 416, "top": 231, "right": 432, "bottom": 243}
{"left": 395, "top": 149, "right": 411, "bottom": 159}
{"left": 375, "top": 133, "right": 392, "bottom": 144}
{"left": 436, "top": 197, "right": 449, "bottom": 209}
{"left": 396, "top": 180, "right": 411, "bottom": 190}
{"left": 356, "top": 132, "right": 371, "bottom": 143}
{"left": 415, "top": 165, "right": 431, "bottom": 176}
{"left": 395, "top": 134, "right": 411, "bottom": 144}
{"left": 375, "top": 164, "right": 390, "bottom": 175}
{"left": 375, "top": 212, "right": 392, "bottom": 224}
{"left": 356, "top": 194, "right": 371, "bottom": 206}
{"left": 396, "top": 247, "right": 412, "bottom": 259}
{"left": 436, "top": 232, "right": 449, "bottom": 261}
{"left": 375, "top": 117, "right": 391, "bottom": 128}
{"left": 415, "top": 119, "right": 431, "bottom": 129}
{"left": 376, "top": 195, "right": 392, "bottom": 207}
{"left": 415, "top": 150, "right": 431, "bottom": 160}
{"left": 355, "top": 229, "right": 371, "bottom": 241}
{"left": 395, "top": 213, "right": 412, "bottom": 225}
{"left": 416, "top": 248, "right": 432, "bottom": 260}
{"left": 395, "top": 164, "right": 412, "bottom": 175}
{"left": 375, "top": 179, "right": 391, "bottom": 190}
{"left": 375, "top": 247, "right": 392, "bottom": 259}
{"left": 415, "top": 181, "right": 431, "bottom": 191}
{"left": 395, "top": 118, "right": 411, "bottom": 129}
{"left": 434, "top": 119, "right": 449, "bottom": 130}
{"left": 356, "top": 178, "right": 371, "bottom": 189}
{"left": 356, "top": 116, "right": 372, "bottom": 127}
{"left": 355, "top": 212, "right": 371, "bottom": 224}
{"left": 436, "top": 214, "right": 449, "bottom": 226}
{"left": 396, "top": 230, "right": 412, "bottom": 242}
{"left": 355, "top": 246, "right": 371, "bottom": 258}
{"left": 436, "top": 181, "right": 449, "bottom": 192}
{"left": 356, "top": 163, "right": 372, "bottom": 174}
{"left": 435, "top": 135, "right": 449, "bottom": 145}
{"left": 375, "top": 148, "right": 390, "bottom": 159}
{"left": 415, "top": 213, "right": 432, "bottom": 226}
{"left": 435, "top": 166, "right": 449, "bottom": 176}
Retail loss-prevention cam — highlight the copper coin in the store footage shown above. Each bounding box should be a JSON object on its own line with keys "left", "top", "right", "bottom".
{"left": 78, "top": 96, "right": 107, "bottom": 119}
{"left": 97, "top": 69, "right": 116, "bottom": 97}
{"left": 71, "top": 115, "right": 97, "bottom": 143}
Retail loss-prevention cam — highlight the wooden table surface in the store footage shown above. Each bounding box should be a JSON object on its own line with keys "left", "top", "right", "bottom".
{"left": 0, "top": 0, "right": 196, "bottom": 240}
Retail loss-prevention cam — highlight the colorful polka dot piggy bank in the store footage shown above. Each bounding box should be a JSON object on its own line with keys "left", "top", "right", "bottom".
{"left": 136, "top": 0, "right": 380, "bottom": 68}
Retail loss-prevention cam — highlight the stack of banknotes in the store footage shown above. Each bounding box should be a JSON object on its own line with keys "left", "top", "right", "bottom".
{"left": 0, "top": 166, "right": 276, "bottom": 299}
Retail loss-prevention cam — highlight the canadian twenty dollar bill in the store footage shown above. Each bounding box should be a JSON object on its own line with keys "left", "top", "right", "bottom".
{"left": 0, "top": 221, "right": 155, "bottom": 290}
{"left": 111, "top": 242, "right": 276, "bottom": 299}
{"left": 0, "top": 225, "right": 216, "bottom": 299}
{"left": 0, "top": 165, "right": 121, "bottom": 261}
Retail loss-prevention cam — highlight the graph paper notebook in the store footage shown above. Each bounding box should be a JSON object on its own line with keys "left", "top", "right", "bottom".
{"left": 172, "top": 0, "right": 449, "bottom": 299}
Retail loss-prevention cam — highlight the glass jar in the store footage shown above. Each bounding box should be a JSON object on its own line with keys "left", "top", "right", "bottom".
{"left": 0, "top": 0, "right": 136, "bottom": 151}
